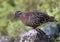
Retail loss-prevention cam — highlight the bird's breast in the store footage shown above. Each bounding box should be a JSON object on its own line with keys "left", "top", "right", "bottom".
{"left": 19, "top": 14, "right": 31, "bottom": 26}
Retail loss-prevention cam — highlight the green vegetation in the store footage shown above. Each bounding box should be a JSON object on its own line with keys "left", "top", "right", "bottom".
{"left": 0, "top": 0, "right": 60, "bottom": 39}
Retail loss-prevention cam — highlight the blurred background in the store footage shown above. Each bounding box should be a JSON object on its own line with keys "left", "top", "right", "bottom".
{"left": 0, "top": 0, "right": 60, "bottom": 40}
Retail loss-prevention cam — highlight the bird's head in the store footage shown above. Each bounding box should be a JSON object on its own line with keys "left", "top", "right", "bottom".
{"left": 14, "top": 11, "right": 22, "bottom": 19}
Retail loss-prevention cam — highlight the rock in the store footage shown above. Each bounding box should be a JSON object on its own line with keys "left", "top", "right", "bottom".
{"left": 0, "top": 35, "right": 14, "bottom": 42}
{"left": 14, "top": 28, "right": 54, "bottom": 42}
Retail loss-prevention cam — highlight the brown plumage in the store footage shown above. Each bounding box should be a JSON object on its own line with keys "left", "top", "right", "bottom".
{"left": 14, "top": 10, "right": 57, "bottom": 28}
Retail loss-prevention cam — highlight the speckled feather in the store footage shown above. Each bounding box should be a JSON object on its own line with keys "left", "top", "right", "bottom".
{"left": 14, "top": 10, "right": 56, "bottom": 28}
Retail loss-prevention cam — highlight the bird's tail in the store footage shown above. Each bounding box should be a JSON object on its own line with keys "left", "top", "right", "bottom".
{"left": 57, "top": 23, "right": 60, "bottom": 32}
{"left": 49, "top": 16, "right": 58, "bottom": 22}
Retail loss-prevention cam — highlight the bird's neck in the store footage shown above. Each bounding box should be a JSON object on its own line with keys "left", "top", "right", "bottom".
{"left": 19, "top": 14, "right": 30, "bottom": 25}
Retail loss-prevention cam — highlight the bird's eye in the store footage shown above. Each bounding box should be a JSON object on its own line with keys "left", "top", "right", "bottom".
{"left": 15, "top": 11, "right": 22, "bottom": 17}
{"left": 15, "top": 11, "right": 22, "bottom": 15}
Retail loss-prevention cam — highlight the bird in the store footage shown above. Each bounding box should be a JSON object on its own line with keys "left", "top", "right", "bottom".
{"left": 42, "top": 23, "right": 60, "bottom": 41}
{"left": 14, "top": 10, "right": 57, "bottom": 29}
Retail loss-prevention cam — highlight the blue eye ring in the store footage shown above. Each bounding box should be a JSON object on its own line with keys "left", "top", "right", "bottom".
{"left": 15, "top": 11, "right": 22, "bottom": 17}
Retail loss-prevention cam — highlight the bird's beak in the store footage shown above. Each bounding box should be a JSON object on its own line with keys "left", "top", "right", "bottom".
{"left": 14, "top": 15, "right": 18, "bottom": 20}
{"left": 14, "top": 15, "right": 16, "bottom": 19}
